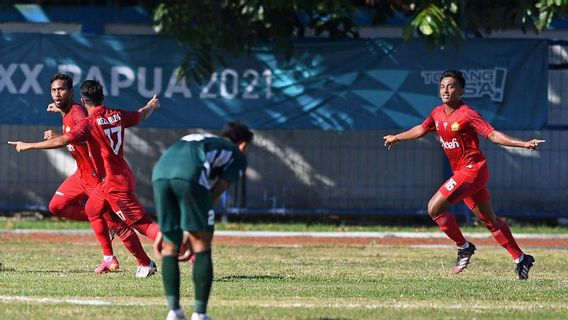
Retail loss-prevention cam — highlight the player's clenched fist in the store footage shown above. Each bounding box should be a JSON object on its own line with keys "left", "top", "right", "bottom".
{"left": 46, "top": 102, "right": 61, "bottom": 113}
{"left": 44, "top": 130, "right": 60, "bottom": 140}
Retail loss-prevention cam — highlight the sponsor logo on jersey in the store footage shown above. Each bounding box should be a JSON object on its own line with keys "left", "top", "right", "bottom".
{"left": 440, "top": 137, "right": 460, "bottom": 149}
{"left": 451, "top": 122, "right": 459, "bottom": 131}
{"left": 65, "top": 126, "right": 71, "bottom": 133}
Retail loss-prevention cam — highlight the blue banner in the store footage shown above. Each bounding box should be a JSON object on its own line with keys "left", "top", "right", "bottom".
{"left": 0, "top": 33, "right": 548, "bottom": 130}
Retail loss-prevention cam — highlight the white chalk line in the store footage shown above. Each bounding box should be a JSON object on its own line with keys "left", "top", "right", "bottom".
{"left": 1, "top": 295, "right": 566, "bottom": 311}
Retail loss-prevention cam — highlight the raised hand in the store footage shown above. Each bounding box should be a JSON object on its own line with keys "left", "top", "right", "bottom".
{"left": 46, "top": 102, "right": 62, "bottom": 113}
{"left": 43, "top": 130, "right": 60, "bottom": 140}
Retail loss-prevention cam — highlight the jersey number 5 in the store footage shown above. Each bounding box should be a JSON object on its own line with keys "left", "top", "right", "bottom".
{"left": 104, "top": 126, "right": 123, "bottom": 155}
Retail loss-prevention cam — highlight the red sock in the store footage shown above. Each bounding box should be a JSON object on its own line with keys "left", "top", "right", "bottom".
{"left": 489, "top": 220, "right": 524, "bottom": 261}
{"left": 132, "top": 218, "right": 160, "bottom": 240}
{"left": 88, "top": 215, "right": 113, "bottom": 256}
{"left": 433, "top": 211, "right": 467, "bottom": 247}
{"left": 49, "top": 200, "right": 89, "bottom": 222}
{"left": 114, "top": 226, "right": 151, "bottom": 266}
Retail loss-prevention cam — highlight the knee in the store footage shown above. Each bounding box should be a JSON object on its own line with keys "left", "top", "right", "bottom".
{"left": 113, "top": 226, "right": 132, "bottom": 239}
{"left": 162, "top": 239, "right": 179, "bottom": 256}
{"left": 427, "top": 199, "right": 440, "bottom": 219}
{"left": 48, "top": 198, "right": 64, "bottom": 216}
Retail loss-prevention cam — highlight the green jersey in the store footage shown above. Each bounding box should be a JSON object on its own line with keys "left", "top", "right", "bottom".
{"left": 152, "top": 133, "right": 247, "bottom": 189}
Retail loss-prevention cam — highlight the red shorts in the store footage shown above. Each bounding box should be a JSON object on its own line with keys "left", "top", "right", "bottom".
{"left": 86, "top": 181, "right": 148, "bottom": 226}
{"left": 52, "top": 172, "right": 90, "bottom": 207}
{"left": 438, "top": 163, "right": 491, "bottom": 209}
{"left": 52, "top": 173, "right": 133, "bottom": 230}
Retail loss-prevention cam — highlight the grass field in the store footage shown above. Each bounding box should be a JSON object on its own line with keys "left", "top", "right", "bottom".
{"left": 1, "top": 222, "right": 568, "bottom": 319}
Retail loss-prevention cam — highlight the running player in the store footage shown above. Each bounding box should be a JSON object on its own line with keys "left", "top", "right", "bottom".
{"left": 9, "top": 79, "right": 161, "bottom": 277}
{"left": 44, "top": 73, "right": 155, "bottom": 276}
{"left": 383, "top": 69, "right": 545, "bottom": 280}
{"left": 152, "top": 121, "right": 253, "bottom": 320}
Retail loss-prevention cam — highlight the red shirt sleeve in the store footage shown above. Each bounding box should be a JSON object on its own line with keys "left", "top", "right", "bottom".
{"left": 420, "top": 112, "right": 436, "bottom": 132}
{"left": 66, "top": 117, "right": 92, "bottom": 144}
{"left": 71, "top": 107, "right": 87, "bottom": 126}
{"left": 468, "top": 109, "right": 494, "bottom": 138}
{"left": 122, "top": 110, "right": 141, "bottom": 128}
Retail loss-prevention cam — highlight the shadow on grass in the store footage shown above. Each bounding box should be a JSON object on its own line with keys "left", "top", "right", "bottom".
{"left": 0, "top": 268, "right": 103, "bottom": 274}
{"left": 216, "top": 274, "right": 291, "bottom": 282}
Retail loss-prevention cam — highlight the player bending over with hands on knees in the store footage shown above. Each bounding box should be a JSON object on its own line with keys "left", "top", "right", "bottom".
{"left": 9, "top": 79, "right": 162, "bottom": 278}
{"left": 383, "top": 69, "right": 545, "bottom": 280}
{"left": 152, "top": 121, "right": 253, "bottom": 320}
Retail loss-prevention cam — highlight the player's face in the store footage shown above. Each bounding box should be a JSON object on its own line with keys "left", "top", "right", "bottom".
{"left": 51, "top": 79, "right": 72, "bottom": 110}
{"left": 439, "top": 77, "right": 464, "bottom": 106}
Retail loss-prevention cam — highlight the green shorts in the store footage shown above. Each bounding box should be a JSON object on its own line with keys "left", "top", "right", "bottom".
{"left": 153, "top": 179, "right": 215, "bottom": 243}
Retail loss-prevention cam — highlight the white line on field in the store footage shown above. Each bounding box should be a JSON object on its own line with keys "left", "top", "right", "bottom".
{"left": 2, "top": 229, "right": 568, "bottom": 240}
{"left": 2, "top": 295, "right": 565, "bottom": 311}
{"left": 0, "top": 295, "right": 154, "bottom": 306}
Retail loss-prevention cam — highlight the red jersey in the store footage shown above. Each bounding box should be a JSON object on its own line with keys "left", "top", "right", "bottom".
{"left": 66, "top": 105, "right": 141, "bottom": 192}
{"left": 421, "top": 103, "right": 494, "bottom": 171}
{"left": 63, "top": 104, "right": 99, "bottom": 186}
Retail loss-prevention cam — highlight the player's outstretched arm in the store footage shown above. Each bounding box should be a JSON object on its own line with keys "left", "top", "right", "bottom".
{"left": 383, "top": 125, "right": 428, "bottom": 150}
{"left": 8, "top": 135, "right": 70, "bottom": 152}
{"left": 138, "top": 94, "right": 160, "bottom": 121}
{"left": 487, "top": 130, "right": 546, "bottom": 151}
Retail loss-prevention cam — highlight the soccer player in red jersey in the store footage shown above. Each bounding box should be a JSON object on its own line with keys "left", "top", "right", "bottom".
{"left": 10, "top": 79, "right": 161, "bottom": 277}
{"left": 383, "top": 70, "right": 545, "bottom": 280}
{"left": 25, "top": 73, "right": 156, "bottom": 276}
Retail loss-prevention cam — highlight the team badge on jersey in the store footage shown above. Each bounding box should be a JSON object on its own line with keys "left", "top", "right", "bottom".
{"left": 451, "top": 122, "right": 459, "bottom": 131}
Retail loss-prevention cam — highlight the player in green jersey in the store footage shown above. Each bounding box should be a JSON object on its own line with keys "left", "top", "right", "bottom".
{"left": 152, "top": 121, "right": 253, "bottom": 320}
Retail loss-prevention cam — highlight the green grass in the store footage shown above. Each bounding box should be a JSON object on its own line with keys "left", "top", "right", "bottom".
{"left": 1, "top": 232, "right": 567, "bottom": 319}
{"left": 2, "top": 218, "right": 568, "bottom": 234}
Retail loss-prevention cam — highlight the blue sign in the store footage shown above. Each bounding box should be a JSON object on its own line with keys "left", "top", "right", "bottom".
{"left": 0, "top": 33, "right": 548, "bottom": 130}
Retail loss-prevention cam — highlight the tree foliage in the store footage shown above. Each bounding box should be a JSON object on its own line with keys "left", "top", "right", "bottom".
{"left": 152, "top": 0, "right": 568, "bottom": 83}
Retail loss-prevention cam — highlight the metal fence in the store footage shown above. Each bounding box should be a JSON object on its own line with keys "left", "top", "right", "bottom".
{"left": 1, "top": 41, "right": 567, "bottom": 219}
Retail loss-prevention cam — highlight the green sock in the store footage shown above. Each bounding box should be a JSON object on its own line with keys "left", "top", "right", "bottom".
{"left": 162, "top": 255, "right": 180, "bottom": 310}
{"left": 193, "top": 250, "right": 213, "bottom": 314}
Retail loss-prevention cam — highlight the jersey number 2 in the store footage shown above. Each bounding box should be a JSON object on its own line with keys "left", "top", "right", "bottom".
{"left": 104, "top": 126, "right": 123, "bottom": 155}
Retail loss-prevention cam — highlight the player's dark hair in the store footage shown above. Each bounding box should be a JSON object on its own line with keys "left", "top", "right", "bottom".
{"left": 50, "top": 73, "right": 73, "bottom": 90}
{"left": 440, "top": 70, "right": 466, "bottom": 88}
{"left": 80, "top": 80, "right": 104, "bottom": 105}
{"left": 222, "top": 121, "right": 254, "bottom": 144}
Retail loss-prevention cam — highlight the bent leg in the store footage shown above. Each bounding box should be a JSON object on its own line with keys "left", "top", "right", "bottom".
{"left": 105, "top": 212, "right": 152, "bottom": 266}
{"left": 470, "top": 201, "right": 524, "bottom": 261}
{"left": 429, "top": 191, "right": 467, "bottom": 247}
{"left": 49, "top": 174, "right": 89, "bottom": 221}
{"left": 85, "top": 189, "right": 113, "bottom": 257}
{"left": 106, "top": 190, "right": 160, "bottom": 240}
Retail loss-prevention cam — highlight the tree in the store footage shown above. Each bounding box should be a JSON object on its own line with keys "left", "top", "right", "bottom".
{"left": 152, "top": 0, "right": 568, "bottom": 84}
